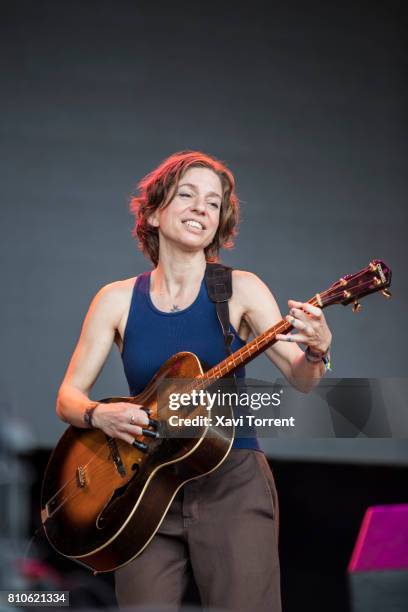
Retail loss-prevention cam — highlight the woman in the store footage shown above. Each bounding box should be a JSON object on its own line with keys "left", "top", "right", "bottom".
{"left": 56, "top": 151, "right": 332, "bottom": 611}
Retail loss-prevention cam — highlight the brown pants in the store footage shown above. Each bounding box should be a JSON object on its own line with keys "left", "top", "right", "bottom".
{"left": 115, "top": 449, "right": 281, "bottom": 611}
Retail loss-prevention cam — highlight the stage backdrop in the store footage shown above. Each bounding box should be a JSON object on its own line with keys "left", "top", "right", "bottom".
{"left": 2, "top": 1, "right": 407, "bottom": 462}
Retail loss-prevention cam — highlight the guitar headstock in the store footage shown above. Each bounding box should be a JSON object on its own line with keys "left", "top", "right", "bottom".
{"left": 318, "top": 260, "right": 392, "bottom": 311}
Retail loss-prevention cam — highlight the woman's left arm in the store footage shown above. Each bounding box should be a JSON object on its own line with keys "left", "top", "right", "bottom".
{"left": 276, "top": 299, "right": 332, "bottom": 392}
{"left": 233, "top": 271, "right": 332, "bottom": 393}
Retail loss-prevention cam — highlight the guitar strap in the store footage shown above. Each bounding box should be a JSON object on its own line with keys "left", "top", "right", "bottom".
{"left": 204, "top": 262, "right": 235, "bottom": 358}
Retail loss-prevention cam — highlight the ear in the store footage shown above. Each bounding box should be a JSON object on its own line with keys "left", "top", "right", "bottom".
{"left": 147, "top": 211, "right": 160, "bottom": 227}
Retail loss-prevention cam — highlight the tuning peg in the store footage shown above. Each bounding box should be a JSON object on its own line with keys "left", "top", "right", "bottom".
{"left": 381, "top": 289, "right": 392, "bottom": 299}
{"left": 352, "top": 300, "right": 362, "bottom": 313}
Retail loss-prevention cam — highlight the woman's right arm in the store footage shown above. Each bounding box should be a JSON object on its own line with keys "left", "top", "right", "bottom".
{"left": 56, "top": 282, "right": 149, "bottom": 444}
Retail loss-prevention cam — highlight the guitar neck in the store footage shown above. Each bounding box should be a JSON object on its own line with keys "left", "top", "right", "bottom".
{"left": 196, "top": 295, "right": 321, "bottom": 390}
{"left": 189, "top": 258, "right": 392, "bottom": 393}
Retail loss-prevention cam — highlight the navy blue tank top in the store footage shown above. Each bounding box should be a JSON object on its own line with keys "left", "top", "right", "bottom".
{"left": 121, "top": 271, "right": 260, "bottom": 451}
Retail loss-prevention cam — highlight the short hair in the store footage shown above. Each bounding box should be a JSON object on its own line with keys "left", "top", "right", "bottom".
{"left": 130, "top": 150, "right": 240, "bottom": 266}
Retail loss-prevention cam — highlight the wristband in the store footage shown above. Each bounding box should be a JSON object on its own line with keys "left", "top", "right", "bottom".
{"left": 84, "top": 404, "right": 98, "bottom": 428}
{"left": 305, "top": 346, "right": 331, "bottom": 371}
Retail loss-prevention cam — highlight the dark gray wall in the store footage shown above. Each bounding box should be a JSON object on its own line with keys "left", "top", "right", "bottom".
{"left": 2, "top": 1, "right": 407, "bottom": 460}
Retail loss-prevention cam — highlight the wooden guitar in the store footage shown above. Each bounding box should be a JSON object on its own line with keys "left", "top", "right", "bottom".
{"left": 41, "top": 260, "right": 392, "bottom": 573}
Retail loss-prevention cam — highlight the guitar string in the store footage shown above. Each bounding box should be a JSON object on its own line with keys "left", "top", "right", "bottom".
{"left": 46, "top": 399, "right": 158, "bottom": 508}
{"left": 45, "top": 436, "right": 160, "bottom": 517}
{"left": 45, "top": 443, "right": 113, "bottom": 511}
{"left": 195, "top": 274, "right": 385, "bottom": 390}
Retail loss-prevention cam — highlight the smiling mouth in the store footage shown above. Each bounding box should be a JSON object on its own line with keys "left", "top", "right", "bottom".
{"left": 182, "top": 219, "right": 205, "bottom": 230}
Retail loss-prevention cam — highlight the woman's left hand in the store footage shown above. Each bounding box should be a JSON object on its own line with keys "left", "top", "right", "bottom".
{"left": 276, "top": 299, "right": 332, "bottom": 354}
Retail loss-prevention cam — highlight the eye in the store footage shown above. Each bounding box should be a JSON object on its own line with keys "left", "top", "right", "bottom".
{"left": 210, "top": 202, "right": 220, "bottom": 209}
{"left": 179, "top": 192, "right": 192, "bottom": 198}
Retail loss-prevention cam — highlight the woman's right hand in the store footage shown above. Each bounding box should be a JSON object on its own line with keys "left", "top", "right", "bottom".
{"left": 92, "top": 402, "right": 150, "bottom": 444}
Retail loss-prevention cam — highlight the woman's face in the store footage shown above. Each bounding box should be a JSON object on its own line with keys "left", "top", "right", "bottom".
{"left": 150, "top": 166, "right": 223, "bottom": 254}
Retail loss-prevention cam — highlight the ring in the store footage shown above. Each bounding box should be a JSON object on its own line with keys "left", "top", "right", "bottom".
{"left": 130, "top": 415, "right": 135, "bottom": 425}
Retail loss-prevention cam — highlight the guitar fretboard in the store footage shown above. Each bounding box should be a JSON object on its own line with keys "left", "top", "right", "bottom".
{"left": 186, "top": 295, "right": 320, "bottom": 393}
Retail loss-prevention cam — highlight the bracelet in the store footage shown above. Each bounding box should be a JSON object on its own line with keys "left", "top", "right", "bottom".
{"left": 305, "top": 346, "right": 331, "bottom": 371}
{"left": 84, "top": 404, "right": 98, "bottom": 429}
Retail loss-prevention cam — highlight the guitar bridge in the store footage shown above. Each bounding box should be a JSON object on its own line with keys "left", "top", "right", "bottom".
{"left": 76, "top": 465, "right": 88, "bottom": 488}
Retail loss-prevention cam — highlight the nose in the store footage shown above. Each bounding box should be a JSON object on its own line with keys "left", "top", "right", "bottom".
{"left": 191, "top": 196, "right": 206, "bottom": 214}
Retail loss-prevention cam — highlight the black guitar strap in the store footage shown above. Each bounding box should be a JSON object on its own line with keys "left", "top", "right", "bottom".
{"left": 204, "top": 262, "right": 235, "bottom": 358}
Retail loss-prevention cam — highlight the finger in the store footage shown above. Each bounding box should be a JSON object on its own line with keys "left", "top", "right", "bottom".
{"left": 123, "top": 424, "right": 144, "bottom": 437}
{"left": 288, "top": 306, "right": 309, "bottom": 320}
{"left": 288, "top": 299, "right": 303, "bottom": 309}
{"left": 285, "top": 315, "right": 307, "bottom": 331}
{"left": 120, "top": 433, "right": 137, "bottom": 445}
{"left": 136, "top": 403, "right": 151, "bottom": 413}
{"left": 276, "top": 333, "right": 308, "bottom": 343}
{"left": 289, "top": 307, "right": 321, "bottom": 326}
{"left": 119, "top": 402, "right": 150, "bottom": 414}
{"left": 289, "top": 301, "right": 322, "bottom": 319}
{"left": 288, "top": 315, "right": 316, "bottom": 336}
{"left": 302, "top": 303, "right": 323, "bottom": 318}
{"left": 127, "top": 410, "right": 149, "bottom": 426}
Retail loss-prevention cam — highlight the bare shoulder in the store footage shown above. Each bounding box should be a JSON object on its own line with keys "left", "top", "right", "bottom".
{"left": 98, "top": 277, "right": 136, "bottom": 301}
{"left": 232, "top": 269, "right": 276, "bottom": 305}
{"left": 92, "top": 277, "right": 137, "bottom": 325}
{"left": 231, "top": 269, "right": 283, "bottom": 338}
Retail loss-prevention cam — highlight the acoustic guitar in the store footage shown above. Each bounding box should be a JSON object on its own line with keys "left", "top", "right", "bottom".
{"left": 41, "top": 260, "right": 392, "bottom": 573}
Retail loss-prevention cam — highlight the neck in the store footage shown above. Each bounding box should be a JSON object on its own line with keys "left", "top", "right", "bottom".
{"left": 152, "top": 248, "right": 207, "bottom": 298}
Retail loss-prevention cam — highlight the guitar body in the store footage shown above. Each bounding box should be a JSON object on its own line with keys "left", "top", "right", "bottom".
{"left": 41, "top": 352, "right": 235, "bottom": 573}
